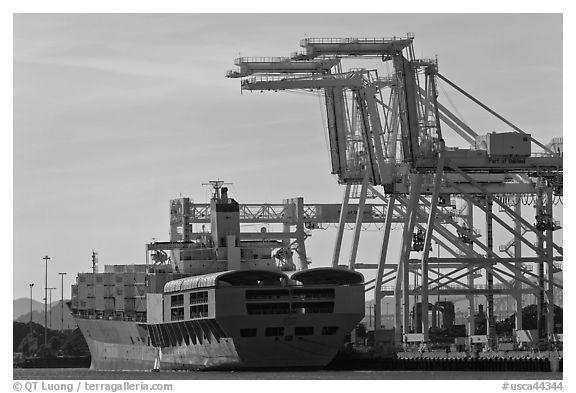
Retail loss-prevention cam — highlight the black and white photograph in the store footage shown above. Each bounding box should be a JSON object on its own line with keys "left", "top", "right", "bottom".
{"left": 10, "top": 7, "right": 565, "bottom": 389}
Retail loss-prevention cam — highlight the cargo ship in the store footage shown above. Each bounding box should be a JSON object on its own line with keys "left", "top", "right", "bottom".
{"left": 70, "top": 183, "right": 365, "bottom": 370}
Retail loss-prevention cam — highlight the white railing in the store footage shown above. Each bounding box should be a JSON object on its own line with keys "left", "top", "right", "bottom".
{"left": 300, "top": 36, "right": 413, "bottom": 46}
{"left": 234, "top": 56, "right": 292, "bottom": 65}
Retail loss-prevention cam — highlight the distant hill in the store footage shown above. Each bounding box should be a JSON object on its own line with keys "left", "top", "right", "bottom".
{"left": 13, "top": 298, "right": 44, "bottom": 320}
{"left": 13, "top": 321, "right": 89, "bottom": 357}
{"left": 14, "top": 299, "right": 77, "bottom": 330}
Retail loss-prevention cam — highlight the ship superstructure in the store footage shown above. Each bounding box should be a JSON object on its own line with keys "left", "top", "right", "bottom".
{"left": 70, "top": 184, "right": 365, "bottom": 370}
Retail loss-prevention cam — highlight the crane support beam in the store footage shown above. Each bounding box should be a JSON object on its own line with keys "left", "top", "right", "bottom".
{"left": 437, "top": 112, "right": 476, "bottom": 145}
{"left": 448, "top": 165, "right": 563, "bottom": 255}
{"left": 227, "top": 57, "right": 339, "bottom": 78}
{"left": 448, "top": 182, "right": 548, "bottom": 256}
{"left": 361, "top": 86, "right": 394, "bottom": 184}
{"left": 429, "top": 266, "right": 484, "bottom": 292}
{"left": 349, "top": 173, "right": 369, "bottom": 269}
{"left": 374, "top": 195, "right": 396, "bottom": 330}
{"left": 418, "top": 148, "right": 445, "bottom": 340}
{"left": 491, "top": 266, "right": 541, "bottom": 291}
{"left": 241, "top": 73, "right": 365, "bottom": 90}
{"left": 325, "top": 86, "right": 350, "bottom": 176}
{"left": 413, "top": 196, "right": 484, "bottom": 258}
{"left": 394, "top": 55, "right": 421, "bottom": 163}
{"left": 381, "top": 287, "right": 540, "bottom": 296}
{"left": 332, "top": 184, "right": 351, "bottom": 267}
{"left": 413, "top": 195, "right": 560, "bottom": 290}
{"left": 413, "top": 256, "right": 563, "bottom": 264}
{"left": 417, "top": 151, "right": 562, "bottom": 172}
{"left": 417, "top": 86, "right": 479, "bottom": 140}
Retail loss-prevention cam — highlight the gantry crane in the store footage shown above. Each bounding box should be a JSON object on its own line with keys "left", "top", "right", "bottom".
{"left": 227, "top": 35, "right": 562, "bottom": 350}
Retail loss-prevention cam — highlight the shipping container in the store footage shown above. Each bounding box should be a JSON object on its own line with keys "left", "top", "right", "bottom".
{"left": 78, "top": 284, "right": 89, "bottom": 300}
{"left": 123, "top": 272, "right": 137, "bottom": 284}
{"left": 486, "top": 132, "right": 531, "bottom": 157}
{"left": 104, "top": 298, "right": 115, "bottom": 311}
{"left": 135, "top": 297, "right": 147, "bottom": 312}
{"left": 95, "top": 296, "right": 105, "bottom": 311}
{"left": 94, "top": 284, "right": 105, "bottom": 299}
{"left": 103, "top": 273, "right": 115, "bottom": 285}
{"left": 115, "top": 296, "right": 125, "bottom": 311}
{"left": 125, "top": 298, "right": 135, "bottom": 310}
{"left": 134, "top": 272, "right": 146, "bottom": 285}
{"left": 134, "top": 284, "right": 147, "bottom": 297}
{"left": 104, "top": 285, "right": 115, "bottom": 298}
{"left": 78, "top": 273, "right": 94, "bottom": 285}
{"left": 124, "top": 285, "right": 136, "bottom": 297}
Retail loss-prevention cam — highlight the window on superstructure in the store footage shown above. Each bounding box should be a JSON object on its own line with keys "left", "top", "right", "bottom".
{"left": 190, "top": 304, "right": 208, "bottom": 319}
{"left": 292, "top": 302, "right": 334, "bottom": 314}
{"left": 96, "top": 276, "right": 103, "bottom": 283}
{"left": 292, "top": 288, "right": 335, "bottom": 300}
{"left": 115, "top": 276, "right": 123, "bottom": 284}
{"left": 171, "top": 307, "right": 184, "bottom": 321}
{"left": 265, "top": 327, "right": 284, "bottom": 337}
{"left": 295, "top": 327, "right": 314, "bottom": 336}
{"left": 246, "top": 289, "right": 289, "bottom": 300}
{"left": 240, "top": 328, "right": 257, "bottom": 337}
{"left": 246, "top": 303, "right": 290, "bottom": 315}
{"left": 322, "top": 326, "right": 339, "bottom": 335}
{"left": 190, "top": 291, "right": 208, "bottom": 304}
{"left": 171, "top": 294, "right": 184, "bottom": 307}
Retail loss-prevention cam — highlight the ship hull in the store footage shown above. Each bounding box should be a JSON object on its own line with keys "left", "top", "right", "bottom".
{"left": 75, "top": 316, "right": 350, "bottom": 370}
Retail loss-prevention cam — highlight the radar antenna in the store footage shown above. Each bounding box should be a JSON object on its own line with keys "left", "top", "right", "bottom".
{"left": 202, "top": 179, "right": 233, "bottom": 200}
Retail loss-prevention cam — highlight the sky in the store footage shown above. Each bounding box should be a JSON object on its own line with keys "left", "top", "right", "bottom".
{"left": 11, "top": 13, "right": 563, "bottom": 304}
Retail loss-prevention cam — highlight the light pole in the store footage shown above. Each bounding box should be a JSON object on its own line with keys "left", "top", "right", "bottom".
{"left": 436, "top": 242, "right": 441, "bottom": 328}
{"left": 385, "top": 302, "right": 389, "bottom": 328}
{"left": 58, "top": 272, "right": 67, "bottom": 332}
{"left": 42, "top": 255, "right": 50, "bottom": 346}
{"left": 47, "top": 287, "right": 56, "bottom": 329}
{"left": 29, "top": 283, "right": 34, "bottom": 336}
{"left": 368, "top": 304, "right": 372, "bottom": 328}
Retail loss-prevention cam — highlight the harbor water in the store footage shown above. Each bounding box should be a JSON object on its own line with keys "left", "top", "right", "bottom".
{"left": 14, "top": 368, "right": 562, "bottom": 380}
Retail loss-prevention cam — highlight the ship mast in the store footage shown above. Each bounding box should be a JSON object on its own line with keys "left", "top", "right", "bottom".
{"left": 202, "top": 179, "right": 233, "bottom": 200}
{"left": 91, "top": 251, "right": 98, "bottom": 274}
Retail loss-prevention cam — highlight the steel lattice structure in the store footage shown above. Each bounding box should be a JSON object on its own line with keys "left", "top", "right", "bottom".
{"left": 227, "top": 35, "right": 562, "bottom": 350}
